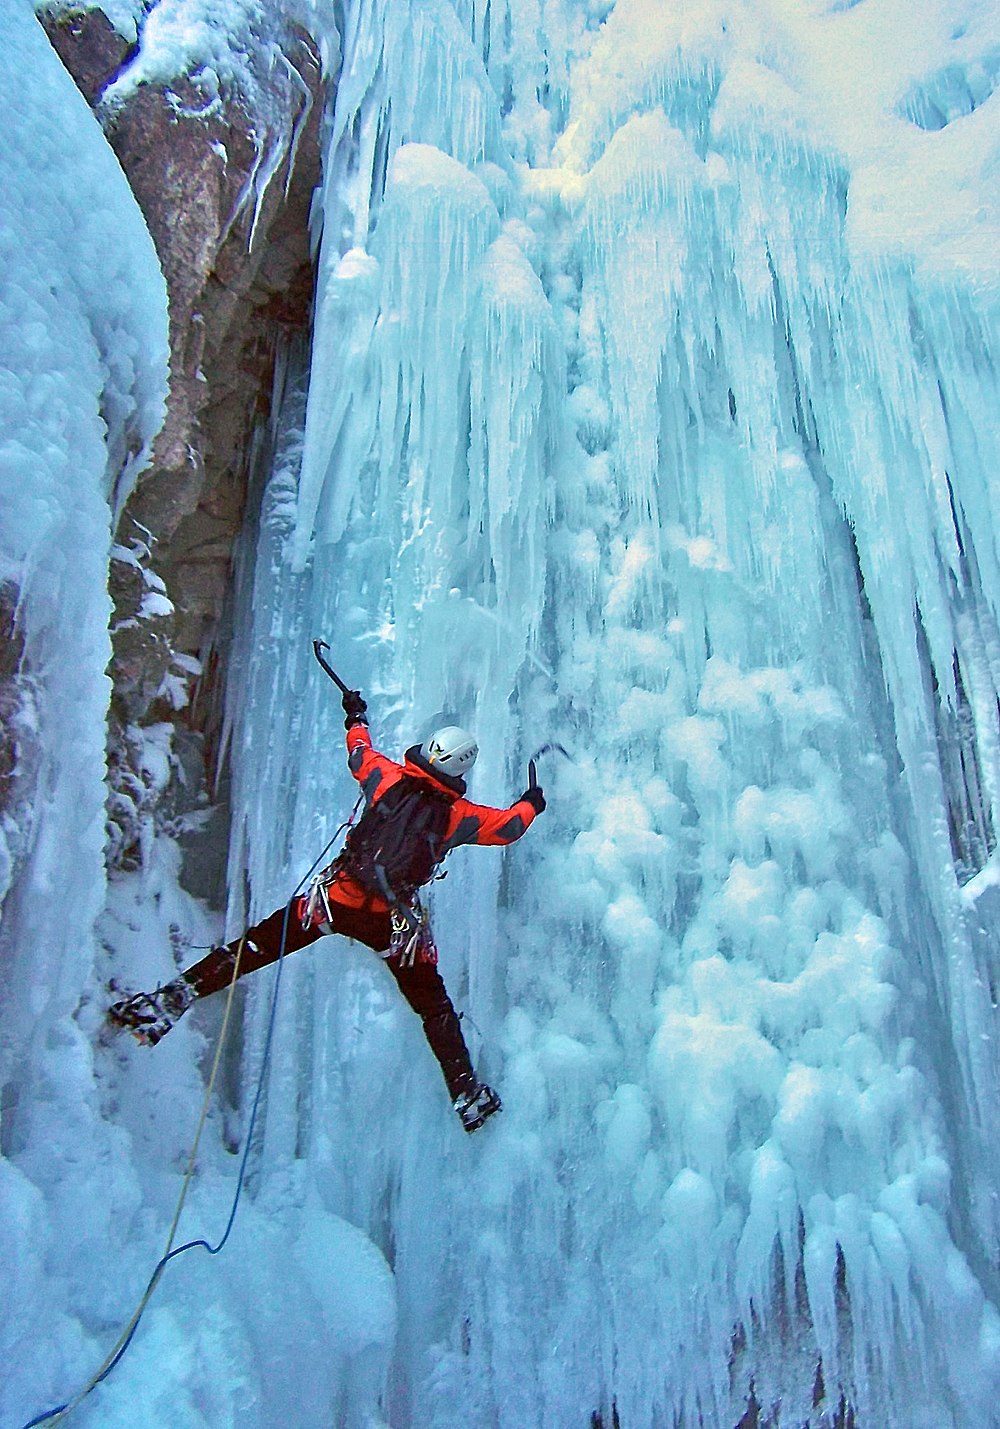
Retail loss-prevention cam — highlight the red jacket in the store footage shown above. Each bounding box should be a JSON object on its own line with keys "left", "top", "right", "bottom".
{"left": 325, "top": 724, "right": 539, "bottom": 913}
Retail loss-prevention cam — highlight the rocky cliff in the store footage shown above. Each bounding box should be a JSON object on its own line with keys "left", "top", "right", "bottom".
{"left": 39, "top": 2, "right": 329, "bottom": 894}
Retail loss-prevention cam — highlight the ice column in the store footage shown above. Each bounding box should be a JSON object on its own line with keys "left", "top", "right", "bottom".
{"left": 0, "top": 5, "right": 167, "bottom": 1424}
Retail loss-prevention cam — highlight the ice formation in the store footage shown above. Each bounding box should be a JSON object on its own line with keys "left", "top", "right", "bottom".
{"left": 0, "top": 0, "right": 167, "bottom": 1112}
{"left": 5, "top": 0, "right": 1000, "bottom": 1425}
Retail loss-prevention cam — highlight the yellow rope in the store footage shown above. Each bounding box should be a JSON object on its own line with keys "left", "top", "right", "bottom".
{"left": 38, "top": 936, "right": 248, "bottom": 1427}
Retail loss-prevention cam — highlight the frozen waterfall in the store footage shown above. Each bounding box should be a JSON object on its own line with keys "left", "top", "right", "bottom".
{"left": 6, "top": 0, "right": 1000, "bottom": 1425}
{"left": 233, "top": 0, "right": 1000, "bottom": 1422}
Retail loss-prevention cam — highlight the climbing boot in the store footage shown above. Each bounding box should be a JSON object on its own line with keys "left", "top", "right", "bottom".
{"left": 453, "top": 1080, "right": 502, "bottom": 1133}
{"left": 108, "top": 977, "right": 196, "bottom": 1046}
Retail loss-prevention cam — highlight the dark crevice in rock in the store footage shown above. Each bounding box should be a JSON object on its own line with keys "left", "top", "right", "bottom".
{"left": 0, "top": 583, "right": 26, "bottom": 818}
{"left": 0, "top": 584, "right": 41, "bottom": 907}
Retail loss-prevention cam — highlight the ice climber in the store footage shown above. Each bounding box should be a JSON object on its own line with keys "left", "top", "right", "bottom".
{"left": 109, "top": 687, "right": 545, "bottom": 1133}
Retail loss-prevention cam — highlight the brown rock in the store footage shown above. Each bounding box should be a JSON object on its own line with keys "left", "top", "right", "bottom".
{"left": 39, "top": 5, "right": 136, "bottom": 105}
{"left": 107, "top": 38, "right": 324, "bottom": 662}
{"left": 40, "top": 8, "right": 328, "bottom": 878}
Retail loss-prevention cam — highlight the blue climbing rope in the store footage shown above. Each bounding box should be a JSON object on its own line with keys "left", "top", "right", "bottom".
{"left": 21, "top": 815, "right": 357, "bottom": 1429}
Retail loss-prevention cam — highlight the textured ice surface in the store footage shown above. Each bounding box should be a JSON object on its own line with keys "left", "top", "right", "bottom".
{"left": 0, "top": 4, "right": 168, "bottom": 1424}
{"left": 240, "top": 0, "right": 1000, "bottom": 1423}
{"left": 5, "top": 0, "right": 1000, "bottom": 1426}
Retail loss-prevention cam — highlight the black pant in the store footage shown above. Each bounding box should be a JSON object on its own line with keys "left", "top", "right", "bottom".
{"left": 182, "top": 898, "right": 476, "bottom": 1100}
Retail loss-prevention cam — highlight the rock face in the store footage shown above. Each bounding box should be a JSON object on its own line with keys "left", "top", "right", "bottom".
{"left": 40, "top": 4, "right": 328, "bottom": 889}
{"left": 106, "top": 40, "right": 323, "bottom": 658}
{"left": 42, "top": 3, "right": 135, "bottom": 103}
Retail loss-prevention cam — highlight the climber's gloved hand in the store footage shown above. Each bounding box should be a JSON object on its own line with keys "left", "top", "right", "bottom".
{"left": 520, "top": 785, "right": 546, "bottom": 815}
{"left": 342, "top": 689, "right": 368, "bottom": 729}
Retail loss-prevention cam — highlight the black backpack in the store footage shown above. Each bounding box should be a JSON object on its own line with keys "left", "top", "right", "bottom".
{"left": 341, "top": 775, "right": 453, "bottom": 903}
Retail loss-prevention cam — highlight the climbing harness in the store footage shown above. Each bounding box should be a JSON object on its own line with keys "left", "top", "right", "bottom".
{"left": 388, "top": 896, "right": 439, "bottom": 966}
{"left": 303, "top": 866, "right": 335, "bottom": 931}
{"left": 302, "top": 792, "right": 364, "bottom": 932}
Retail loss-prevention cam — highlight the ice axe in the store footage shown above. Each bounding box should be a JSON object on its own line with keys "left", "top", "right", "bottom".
{"left": 312, "top": 639, "right": 352, "bottom": 694}
{"left": 527, "top": 741, "right": 573, "bottom": 789}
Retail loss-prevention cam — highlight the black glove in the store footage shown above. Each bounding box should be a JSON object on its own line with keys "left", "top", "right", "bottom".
{"left": 342, "top": 689, "right": 368, "bottom": 729}
{"left": 520, "top": 785, "right": 546, "bottom": 815}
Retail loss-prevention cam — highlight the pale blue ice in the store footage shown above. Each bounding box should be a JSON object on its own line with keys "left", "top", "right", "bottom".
{"left": 4, "top": 0, "right": 1000, "bottom": 1425}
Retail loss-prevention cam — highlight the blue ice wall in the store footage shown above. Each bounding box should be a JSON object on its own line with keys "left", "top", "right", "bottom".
{"left": 228, "top": 1, "right": 1000, "bottom": 1424}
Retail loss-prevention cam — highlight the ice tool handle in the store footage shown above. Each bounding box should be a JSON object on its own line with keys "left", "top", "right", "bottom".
{"left": 312, "top": 639, "right": 351, "bottom": 694}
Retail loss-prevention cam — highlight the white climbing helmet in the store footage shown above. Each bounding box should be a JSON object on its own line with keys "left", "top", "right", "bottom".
{"left": 422, "top": 725, "right": 479, "bottom": 776}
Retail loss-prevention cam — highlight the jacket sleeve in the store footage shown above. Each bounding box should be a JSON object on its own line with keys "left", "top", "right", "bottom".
{"left": 346, "top": 724, "right": 398, "bottom": 798}
{"left": 441, "top": 796, "right": 538, "bottom": 852}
